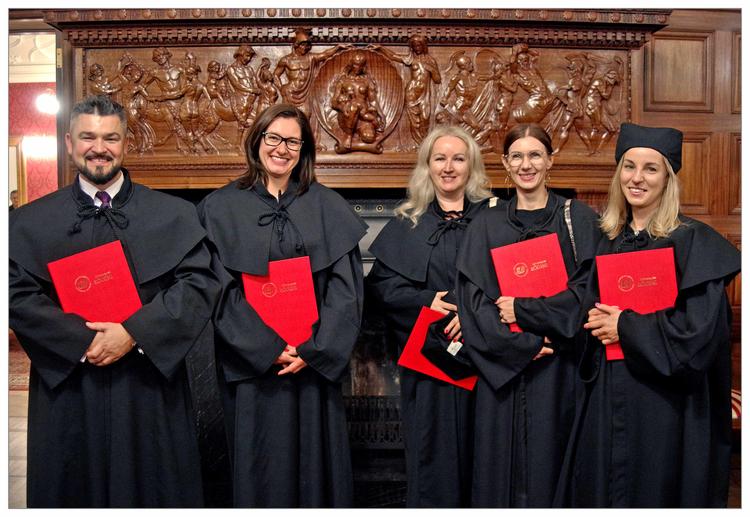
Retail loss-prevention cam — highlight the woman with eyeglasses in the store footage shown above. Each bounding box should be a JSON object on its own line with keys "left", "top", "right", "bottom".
{"left": 367, "top": 125, "right": 493, "bottom": 507}
{"left": 455, "top": 123, "right": 601, "bottom": 506}
{"left": 554, "top": 124, "right": 740, "bottom": 507}
{"left": 198, "top": 104, "right": 367, "bottom": 507}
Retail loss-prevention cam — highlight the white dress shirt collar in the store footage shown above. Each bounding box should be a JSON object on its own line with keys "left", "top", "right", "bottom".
{"left": 78, "top": 172, "right": 124, "bottom": 207}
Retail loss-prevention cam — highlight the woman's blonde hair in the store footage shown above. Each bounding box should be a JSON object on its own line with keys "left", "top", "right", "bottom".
{"left": 395, "top": 125, "right": 492, "bottom": 225}
{"left": 600, "top": 155, "right": 682, "bottom": 240}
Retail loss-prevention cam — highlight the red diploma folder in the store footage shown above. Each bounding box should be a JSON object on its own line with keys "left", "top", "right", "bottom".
{"left": 491, "top": 233, "right": 569, "bottom": 332}
{"left": 242, "top": 256, "right": 318, "bottom": 347}
{"left": 397, "top": 306, "right": 478, "bottom": 391}
{"left": 596, "top": 247, "right": 677, "bottom": 361}
{"left": 47, "top": 240, "right": 142, "bottom": 322}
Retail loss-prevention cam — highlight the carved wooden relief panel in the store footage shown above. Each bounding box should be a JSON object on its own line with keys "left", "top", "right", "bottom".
{"left": 83, "top": 43, "right": 629, "bottom": 158}
{"left": 45, "top": 8, "right": 671, "bottom": 189}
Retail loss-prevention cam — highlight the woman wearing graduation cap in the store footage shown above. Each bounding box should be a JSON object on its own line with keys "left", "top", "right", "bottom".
{"left": 554, "top": 123, "right": 740, "bottom": 507}
{"left": 367, "top": 125, "right": 493, "bottom": 507}
{"left": 455, "top": 123, "right": 601, "bottom": 507}
{"left": 198, "top": 104, "right": 368, "bottom": 507}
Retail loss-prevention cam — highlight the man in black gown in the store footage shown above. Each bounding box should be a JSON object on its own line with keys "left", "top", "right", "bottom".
{"left": 9, "top": 95, "right": 220, "bottom": 507}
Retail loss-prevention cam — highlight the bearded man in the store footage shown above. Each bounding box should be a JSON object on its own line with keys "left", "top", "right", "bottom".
{"left": 9, "top": 95, "right": 220, "bottom": 507}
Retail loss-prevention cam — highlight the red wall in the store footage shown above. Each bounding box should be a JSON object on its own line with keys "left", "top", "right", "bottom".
{"left": 9, "top": 82, "right": 58, "bottom": 202}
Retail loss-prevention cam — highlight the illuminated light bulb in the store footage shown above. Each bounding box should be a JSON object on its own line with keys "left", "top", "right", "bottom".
{"left": 35, "top": 92, "right": 59, "bottom": 114}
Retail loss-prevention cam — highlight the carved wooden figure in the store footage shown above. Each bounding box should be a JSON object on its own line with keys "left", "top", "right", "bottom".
{"left": 372, "top": 35, "right": 442, "bottom": 148}
{"left": 510, "top": 43, "right": 557, "bottom": 124}
{"left": 436, "top": 51, "right": 491, "bottom": 145}
{"left": 580, "top": 57, "right": 624, "bottom": 154}
{"left": 274, "top": 27, "right": 351, "bottom": 112}
{"left": 329, "top": 51, "right": 385, "bottom": 153}
{"left": 119, "top": 58, "right": 156, "bottom": 155}
{"left": 225, "top": 44, "right": 260, "bottom": 131}
{"left": 256, "top": 57, "right": 280, "bottom": 117}
{"left": 473, "top": 51, "right": 518, "bottom": 152}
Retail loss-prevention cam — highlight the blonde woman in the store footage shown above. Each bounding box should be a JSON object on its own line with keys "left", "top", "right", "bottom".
{"left": 553, "top": 123, "right": 740, "bottom": 507}
{"left": 367, "top": 125, "right": 492, "bottom": 507}
{"left": 456, "top": 123, "right": 601, "bottom": 506}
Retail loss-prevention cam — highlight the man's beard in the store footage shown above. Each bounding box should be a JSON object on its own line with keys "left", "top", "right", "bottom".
{"left": 77, "top": 159, "right": 122, "bottom": 186}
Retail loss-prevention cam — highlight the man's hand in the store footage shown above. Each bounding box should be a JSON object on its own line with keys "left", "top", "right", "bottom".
{"left": 85, "top": 322, "right": 136, "bottom": 366}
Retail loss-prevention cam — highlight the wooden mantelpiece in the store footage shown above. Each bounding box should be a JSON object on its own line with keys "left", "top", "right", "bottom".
{"left": 45, "top": 8, "right": 670, "bottom": 191}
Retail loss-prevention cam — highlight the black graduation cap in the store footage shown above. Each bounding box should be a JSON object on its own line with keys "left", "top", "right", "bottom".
{"left": 615, "top": 123, "right": 684, "bottom": 173}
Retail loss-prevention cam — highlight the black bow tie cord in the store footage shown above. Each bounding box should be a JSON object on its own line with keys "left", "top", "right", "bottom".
{"left": 258, "top": 206, "right": 305, "bottom": 254}
{"left": 615, "top": 230, "right": 651, "bottom": 252}
{"left": 68, "top": 204, "right": 130, "bottom": 235}
{"left": 427, "top": 218, "right": 469, "bottom": 246}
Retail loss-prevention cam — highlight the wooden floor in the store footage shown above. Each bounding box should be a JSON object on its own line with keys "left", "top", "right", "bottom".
{"left": 8, "top": 391, "right": 28, "bottom": 509}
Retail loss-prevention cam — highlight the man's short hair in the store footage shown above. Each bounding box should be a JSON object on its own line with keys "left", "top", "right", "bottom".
{"left": 69, "top": 95, "right": 126, "bottom": 130}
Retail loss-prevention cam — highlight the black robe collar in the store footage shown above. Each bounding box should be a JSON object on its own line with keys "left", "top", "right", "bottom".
{"left": 505, "top": 191, "right": 561, "bottom": 241}
{"left": 9, "top": 169, "right": 206, "bottom": 285}
{"left": 199, "top": 180, "right": 367, "bottom": 275}
{"left": 369, "top": 198, "right": 485, "bottom": 283}
{"left": 456, "top": 191, "right": 584, "bottom": 300}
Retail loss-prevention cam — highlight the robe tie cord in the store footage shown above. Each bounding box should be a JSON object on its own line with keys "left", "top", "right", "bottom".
{"left": 427, "top": 218, "right": 469, "bottom": 246}
{"left": 518, "top": 228, "right": 552, "bottom": 242}
{"left": 68, "top": 204, "right": 130, "bottom": 236}
{"left": 615, "top": 230, "right": 650, "bottom": 252}
{"left": 258, "top": 206, "right": 306, "bottom": 254}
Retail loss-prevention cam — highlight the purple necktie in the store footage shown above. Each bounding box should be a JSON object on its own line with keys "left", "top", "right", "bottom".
{"left": 95, "top": 190, "right": 111, "bottom": 208}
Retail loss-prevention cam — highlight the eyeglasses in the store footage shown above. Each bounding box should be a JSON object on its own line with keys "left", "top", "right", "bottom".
{"left": 262, "top": 132, "right": 303, "bottom": 151}
{"left": 505, "top": 150, "right": 547, "bottom": 167}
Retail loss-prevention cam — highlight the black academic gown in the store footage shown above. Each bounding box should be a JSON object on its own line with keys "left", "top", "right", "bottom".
{"left": 9, "top": 170, "right": 219, "bottom": 508}
{"left": 555, "top": 217, "right": 740, "bottom": 508}
{"left": 455, "top": 192, "right": 600, "bottom": 507}
{"left": 198, "top": 180, "right": 367, "bottom": 508}
{"left": 368, "top": 199, "right": 485, "bottom": 507}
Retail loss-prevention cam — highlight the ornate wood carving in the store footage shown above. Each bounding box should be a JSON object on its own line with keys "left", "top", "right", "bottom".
{"left": 45, "top": 8, "right": 670, "bottom": 189}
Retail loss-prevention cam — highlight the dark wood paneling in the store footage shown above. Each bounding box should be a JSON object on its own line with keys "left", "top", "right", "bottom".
{"left": 732, "top": 32, "right": 741, "bottom": 114}
{"left": 729, "top": 132, "right": 741, "bottom": 215}
{"left": 726, "top": 233, "right": 742, "bottom": 307}
{"left": 645, "top": 30, "right": 714, "bottom": 112}
{"left": 679, "top": 132, "right": 712, "bottom": 215}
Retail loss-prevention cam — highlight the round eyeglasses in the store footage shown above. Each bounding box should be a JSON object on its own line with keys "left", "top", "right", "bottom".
{"left": 505, "top": 150, "right": 547, "bottom": 167}
{"left": 262, "top": 132, "right": 303, "bottom": 151}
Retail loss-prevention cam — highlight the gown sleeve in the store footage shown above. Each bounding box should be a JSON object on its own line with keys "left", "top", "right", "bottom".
{"left": 122, "top": 240, "right": 221, "bottom": 381}
{"left": 514, "top": 259, "right": 594, "bottom": 348}
{"left": 9, "top": 259, "right": 96, "bottom": 390}
{"left": 367, "top": 260, "right": 437, "bottom": 330}
{"left": 297, "top": 246, "right": 365, "bottom": 382}
{"left": 617, "top": 278, "right": 732, "bottom": 380}
{"left": 456, "top": 271, "right": 545, "bottom": 391}
{"left": 513, "top": 200, "right": 602, "bottom": 349}
{"left": 206, "top": 239, "right": 289, "bottom": 381}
